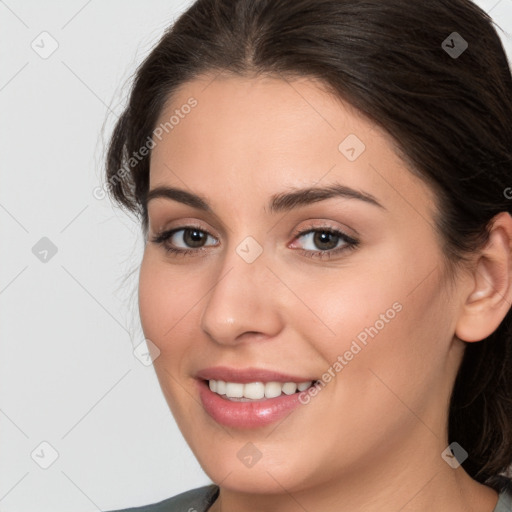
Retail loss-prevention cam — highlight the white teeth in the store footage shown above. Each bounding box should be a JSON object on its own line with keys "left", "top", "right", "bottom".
{"left": 297, "top": 381, "right": 312, "bottom": 391}
{"left": 243, "top": 382, "right": 265, "bottom": 400}
{"left": 264, "top": 382, "right": 282, "bottom": 398}
{"left": 282, "top": 382, "right": 297, "bottom": 395}
{"left": 208, "top": 379, "right": 313, "bottom": 400}
{"left": 216, "top": 380, "right": 226, "bottom": 395}
{"left": 225, "top": 382, "right": 244, "bottom": 398}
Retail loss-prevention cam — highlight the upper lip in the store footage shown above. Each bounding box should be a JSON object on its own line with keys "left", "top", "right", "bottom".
{"left": 196, "top": 366, "right": 318, "bottom": 384}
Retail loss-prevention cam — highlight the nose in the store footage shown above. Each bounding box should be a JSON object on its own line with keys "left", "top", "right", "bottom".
{"left": 199, "top": 244, "right": 284, "bottom": 346}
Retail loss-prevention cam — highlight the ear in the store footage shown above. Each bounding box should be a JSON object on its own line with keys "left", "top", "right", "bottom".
{"left": 455, "top": 212, "right": 512, "bottom": 343}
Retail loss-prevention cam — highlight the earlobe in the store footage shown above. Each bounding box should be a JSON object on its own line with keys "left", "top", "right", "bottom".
{"left": 455, "top": 211, "right": 512, "bottom": 343}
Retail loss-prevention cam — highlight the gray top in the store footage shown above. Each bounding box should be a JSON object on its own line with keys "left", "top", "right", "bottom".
{"left": 108, "top": 485, "right": 219, "bottom": 512}
{"left": 495, "top": 486, "right": 512, "bottom": 512}
{"left": 109, "top": 481, "right": 512, "bottom": 512}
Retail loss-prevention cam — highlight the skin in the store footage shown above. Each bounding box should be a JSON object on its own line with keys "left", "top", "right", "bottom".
{"left": 138, "top": 73, "right": 512, "bottom": 512}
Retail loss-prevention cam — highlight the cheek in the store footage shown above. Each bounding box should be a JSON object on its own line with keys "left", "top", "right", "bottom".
{"left": 138, "top": 252, "right": 198, "bottom": 357}
{"left": 138, "top": 255, "right": 165, "bottom": 344}
{"left": 290, "top": 247, "right": 450, "bottom": 400}
{"left": 138, "top": 253, "right": 205, "bottom": 420}
{"left": 278, "top": 254, "right": 406, "bottom": 359}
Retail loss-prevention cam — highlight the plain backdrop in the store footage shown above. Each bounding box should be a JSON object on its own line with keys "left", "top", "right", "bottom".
{"left": 1, "top": 1, "right": 511, "bottom": 511}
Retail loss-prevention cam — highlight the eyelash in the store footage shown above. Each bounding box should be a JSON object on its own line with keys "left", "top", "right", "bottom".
{"left": 150, "top": 224, "right": 359, "bottom": 261}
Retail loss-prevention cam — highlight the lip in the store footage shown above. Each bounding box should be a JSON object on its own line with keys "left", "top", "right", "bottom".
{"left": 196, "top": 366, "right": 317, "bottom": 429}
{"left": 196, "top": 366, "right": 317, "bottom": 383}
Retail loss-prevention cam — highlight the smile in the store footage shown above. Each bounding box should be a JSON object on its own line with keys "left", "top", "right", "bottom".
{"left": 196, "top": 367, "right": 320, "bottom": 428}
{"left": 208, "top": 379, "right": 314, "bottom": 401}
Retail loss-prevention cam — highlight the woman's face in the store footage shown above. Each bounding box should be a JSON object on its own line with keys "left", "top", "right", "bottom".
{"left": 139, "top": 74, "right": 465, "bottom": 494}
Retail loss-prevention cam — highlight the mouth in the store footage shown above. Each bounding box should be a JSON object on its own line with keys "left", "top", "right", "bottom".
{"left": 206, "top": 379, "right": 316, "bottom": 401}
{"left": 195, "top": 367, "right": 320, "bottom": 428}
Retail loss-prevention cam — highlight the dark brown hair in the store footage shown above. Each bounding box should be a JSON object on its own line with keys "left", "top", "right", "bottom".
{"left": 106, "top": 0, "right": 512, "bottom": 490}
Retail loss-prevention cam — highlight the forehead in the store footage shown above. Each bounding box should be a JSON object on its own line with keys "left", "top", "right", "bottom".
{"left": 152, "top": 73, "right": 375, "bottom": 166}
{"left": 148, "top": 73, "right": 436, "bottom": 220}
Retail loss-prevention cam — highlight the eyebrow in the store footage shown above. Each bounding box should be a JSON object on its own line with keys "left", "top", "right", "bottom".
{"left": 145, "top": 183, "right": 385, "bottom": 214}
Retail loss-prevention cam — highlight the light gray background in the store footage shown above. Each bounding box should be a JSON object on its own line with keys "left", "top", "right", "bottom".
{"left": 1, "top": 1, "right": 511, "bottom": 511}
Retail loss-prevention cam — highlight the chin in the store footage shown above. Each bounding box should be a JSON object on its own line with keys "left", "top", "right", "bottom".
{"left": 188, "top": 434, "right": 321, "bottom": 495}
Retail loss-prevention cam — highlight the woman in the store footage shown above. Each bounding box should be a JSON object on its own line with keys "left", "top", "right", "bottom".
{"left": 105, "top": 0, "right": 512, "bottom": 510}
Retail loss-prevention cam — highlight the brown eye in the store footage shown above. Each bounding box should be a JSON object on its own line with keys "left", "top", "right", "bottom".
{"left": 296, "top": 229, "right": 348, "bottom": 252}
{"left": 290, "top": 227, "right": 359, "bottom": 261}
{"left": 151, "top": 225, "right": 219, "bottom": 256}
{"left": 181, "top": 228, "right": 208, "bottom": 248}
{"left": 311, "top": 231, "right": 340, "bottom": 251}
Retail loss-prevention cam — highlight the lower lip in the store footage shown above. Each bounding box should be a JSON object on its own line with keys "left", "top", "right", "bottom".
{"left": 197, "top": 380, "right": 305, "bottom": 429}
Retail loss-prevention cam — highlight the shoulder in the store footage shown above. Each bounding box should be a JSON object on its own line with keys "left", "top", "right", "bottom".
{"left": 106, "top": 485, "right": 219, "bottom": 512}
{"left": 493, "top": 477, "right": 512, "bottom": 512}
{"left": 495, "top": 489, "right": 512, "bottom": 512}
